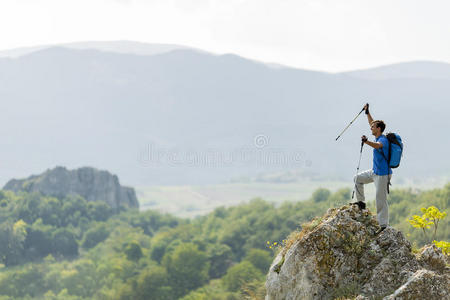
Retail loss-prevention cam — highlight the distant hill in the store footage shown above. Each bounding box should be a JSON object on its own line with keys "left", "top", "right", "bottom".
{"left": 0, "top": 40, "right": 197, "bottom": 58}
{"left": 3, "top": 166, "right": 139, "bottom": 210}
{"left": 0, "top": 42, "right": 448, "bottom": 186}
{"left": 342, "top": 60, "right": 450, "bottom": 80}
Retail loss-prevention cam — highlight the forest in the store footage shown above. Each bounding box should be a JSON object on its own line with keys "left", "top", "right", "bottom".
{"left": 0, "top": 183, "right": 448, "bottom": 299}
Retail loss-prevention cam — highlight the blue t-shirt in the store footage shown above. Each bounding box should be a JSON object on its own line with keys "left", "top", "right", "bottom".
{"left": 373, "top": 135, "right": 393, "bottom": 176}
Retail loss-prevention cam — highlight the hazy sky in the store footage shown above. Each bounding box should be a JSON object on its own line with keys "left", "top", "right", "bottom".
{"left": 0, "top": 0, "right": 449, "bottom": 72}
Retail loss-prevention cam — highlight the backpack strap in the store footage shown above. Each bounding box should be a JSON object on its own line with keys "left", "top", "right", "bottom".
{"left": 379, "top": 139, "right": 392, "bottom": 194}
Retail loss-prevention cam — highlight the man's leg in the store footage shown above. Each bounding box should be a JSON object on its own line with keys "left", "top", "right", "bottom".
{"left": 353, "top": 169, "right": 375, "bottom": 202}
{"left": 374, "top": 174, "right": 391, "bottom": 227}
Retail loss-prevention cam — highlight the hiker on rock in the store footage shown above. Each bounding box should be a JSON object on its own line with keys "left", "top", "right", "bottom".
{"left": 353, "top": 104, "right": 392, "bottom": 234}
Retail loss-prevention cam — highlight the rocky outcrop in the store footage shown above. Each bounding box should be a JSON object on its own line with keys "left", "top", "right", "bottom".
{"left": 3, "top": 166, "right": 139, "bottom": 210}
{"left": 265, "top": 205, "right": 449, "bottom": 300}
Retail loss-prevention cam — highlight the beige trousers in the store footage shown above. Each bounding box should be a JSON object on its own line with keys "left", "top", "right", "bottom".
{"left": 354, "top": 169, "right": 391, "bottom": 226}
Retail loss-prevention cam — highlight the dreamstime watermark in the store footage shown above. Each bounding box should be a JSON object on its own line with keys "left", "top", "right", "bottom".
{"left": 137, "top": 134, "right": 312, "bottom": 168}
{"left": 254, "top": 134, "right": 269, "bottom": 149}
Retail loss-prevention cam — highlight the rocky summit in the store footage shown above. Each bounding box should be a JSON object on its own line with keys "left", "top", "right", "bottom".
{"left": 265, "top": 205, "right": 449, "bottom": 300}
{"left": 3, "top": 166, "right": 139, "bottom": 210}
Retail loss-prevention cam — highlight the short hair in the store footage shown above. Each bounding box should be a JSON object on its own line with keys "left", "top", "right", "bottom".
{"left": 372, "top": 120, "right": 386, "bottom": 133}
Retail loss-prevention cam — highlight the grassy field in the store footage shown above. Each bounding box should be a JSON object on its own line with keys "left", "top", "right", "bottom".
{"left": 136, "top": 176, "right": 449, "bottom": 218}
{"left": 136, "top": 180, "right": 362, "bottom": 217}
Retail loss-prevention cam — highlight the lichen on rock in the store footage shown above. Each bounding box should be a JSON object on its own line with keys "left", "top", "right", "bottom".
{"left": 265, "top": 205, "right": 450, "bottom": 300}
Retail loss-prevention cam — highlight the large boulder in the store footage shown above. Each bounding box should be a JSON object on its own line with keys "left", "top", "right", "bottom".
{"left": 265, "top": 205, "right": 449, "bottom": 300}
{"left": 3, "top": 166, "right": 139, "bottom": 210}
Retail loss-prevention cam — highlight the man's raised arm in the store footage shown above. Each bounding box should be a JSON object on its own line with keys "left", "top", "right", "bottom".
{"left": 364, "top": 103, "right": 374, "bottom": 125}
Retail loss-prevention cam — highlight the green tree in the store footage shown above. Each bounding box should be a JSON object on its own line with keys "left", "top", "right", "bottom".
{"left": 132, "top": 266, "right": 173, "bottom": 300}
{"left": 37, "top": 197, "right": 62, "bottom": 226}
{"left": 51, "top": 228, "right": 79, "bottom": 257}
{"left": 422, "top": 206, "right": 447, "bottom": 241}
{"left": 222, "top": 261, "right": 263, "bottom": 292}
{"left": 0, "top": 220, "right": 27, "bottom": 266}
{"left": 219, "top": 219, "right": 250, "bottom": 260}
{"left": 88, "top": 202, "right": 113, "bottom": 222}
{"left": 409, "top": 206, "right": 447, "bottom": 243}
{"left": 312, "top": 188, "right": 331, "bottom": 203}
{"left": 82, "top": 223, "right": 110, "bottom": 249}
{"left": 244, "top": 248, "right": 272, "bottom": 273}
{"left": 124, "top": 241, "right": 143, "bottom": 261}
{"left": 163, "top": 243, "right": 209, "bottom": 298}
{"left": 61, "top": 195, "right": 88, "bottom": 227}
{"left": 0, "top": 264, "right": 46, "bottom": 297}
{"left": 15, "top": 192, "right": 41, "bottom": 224}
{"left": 207, "top": 244, "right": 233, "bottom": 279}
{"left": 150, "top": 238, "right": 169, "bottom": 263}
{"left": 24, "top": 219, "right": 53, "bottom": 259}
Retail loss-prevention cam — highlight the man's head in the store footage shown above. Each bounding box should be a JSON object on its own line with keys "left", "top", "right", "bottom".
{"left": 370, "top": 120, "right": 386, "bottom": 137}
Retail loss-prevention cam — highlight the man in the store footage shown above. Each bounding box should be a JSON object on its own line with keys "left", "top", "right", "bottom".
{"left": 352, "top": 103, "right": 392, "bottom": 235}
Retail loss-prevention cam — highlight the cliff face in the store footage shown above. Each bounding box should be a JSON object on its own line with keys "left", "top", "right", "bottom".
{"left": 265, "top": 205, "right": 449, "bottom": 300}
{"left": 3, "top": 166, "right": 139, "bottom": 210}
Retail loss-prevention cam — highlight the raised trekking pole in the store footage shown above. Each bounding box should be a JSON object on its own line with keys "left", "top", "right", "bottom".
{"left": 335, "top": 104, "right": 367, "bottom": 141}
{"left": 351, "top": 139, "right": 365, "bottom": 199}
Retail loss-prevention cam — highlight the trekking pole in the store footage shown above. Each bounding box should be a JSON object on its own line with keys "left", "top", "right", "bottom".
{"left": 351, "top": 140, "right": 364, "bottom": 199}
{"left": 335, "top": 106, "right": 366, "bottom": 141}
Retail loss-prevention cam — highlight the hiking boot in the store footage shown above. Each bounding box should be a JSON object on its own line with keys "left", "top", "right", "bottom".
{"left": 349, "top": 201, "right": 366, "bottom": 210}
{"left": 375, "top": 226, "right": 387, "bottom": 235}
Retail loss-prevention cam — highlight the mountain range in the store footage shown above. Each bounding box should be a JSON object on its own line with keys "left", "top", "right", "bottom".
{"left": 0, "top": 41, "right": 448, "bottom": 186}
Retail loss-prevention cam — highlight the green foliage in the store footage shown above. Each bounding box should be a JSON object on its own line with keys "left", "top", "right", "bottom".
{"left": 207, "top": 244, "right": 233, "bottom": 279}
{"left": 87, "top": 202, "right": 114, "bottom": 222}
{"left": 388, "top": 186, "right": 449, "bottom": 246}
{"left": 163, "top": 243, "right": 210, "bottom": 298}
{"left": 0, "top": 184, "right": 448, "bottom": 299}
{"left": 116, "top": 209, "right": 182, "bottom": 236}
{"left": 59, "top": 259, "right": 99, "bottom": 297}
{"left": 149, "top": 223, "right": 198, "bottom": 263}
{"left": 0, "top": 264, "right": 47, "bottom": 298}
{"left": 409, "top": 214, "right": 433, "bottom": 229}
{"left": 244, "top": 249, "right": 272, "bottom": 273}
{"left": 0, "top": 189, "right": 183, "bottom": 299}
{"left": 44, "top": 289, "right": 84, "bottom": 300}
{"left": 180, "top": 279, "right": 238, "bottom": 300}
{"left": 24, "top": 220, "right": 53, "bottom": 258}
{"left": 312, "top": 188, "right": 331, "bottom": 203}
{"left": 127, "top": 266, "right": 173, "bottom": 300}
{"left": 0, "top": 190, "right": 136, "bottom": 266}
{"left": 51, "top": 228, "right": 79, "bottom": 258}
{"left": 222, "top": 261, "right": 263, "bottom": 292}
{"left": 82, "top": 223, "right": 110, "bottom": 249}
{"left": 0, "top": 220, "right": 27, "bottom": 266}
{"left": 422, "top": 206, "right": 447, "bottom": 241}
{"left": 124, "top": 241, "right": 143, "bottom": 261}
{"left": 150, "top": 239, "right": 168, "bottom": 263}
{"left": 433, "top": 240, "right": 450, "bottom": 255}
{"left": 408, "top": 206, "right": 447, "bottom": 243}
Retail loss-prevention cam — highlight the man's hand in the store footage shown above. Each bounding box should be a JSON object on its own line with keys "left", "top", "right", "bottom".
{"left": 364, "top": 103, "right": 369, "bottom": 115}
{"left": 364, "top": 103, "right": 373, "bottom": 125}
{"left": 364, "top": 137, "right": 383, "bottom": 149}
{"left": 361, "top": 135, "right": 368, "bottom": 143}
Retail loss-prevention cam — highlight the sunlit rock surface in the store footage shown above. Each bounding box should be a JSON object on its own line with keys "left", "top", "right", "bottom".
{"left": 265, "top": 205, "right": 449, "bottom": 300}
